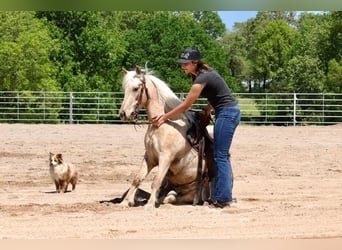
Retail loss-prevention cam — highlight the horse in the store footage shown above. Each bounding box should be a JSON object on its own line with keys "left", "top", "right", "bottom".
{"left": 119, "top": 66, "right": 213, "bottom": 208}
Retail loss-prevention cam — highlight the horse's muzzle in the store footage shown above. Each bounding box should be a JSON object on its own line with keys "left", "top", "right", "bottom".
{"left": 119, "top": 111, "right": 128, "bottom": 121}
{"left": 119, "top": 110, "right": 136, "bottom": 121}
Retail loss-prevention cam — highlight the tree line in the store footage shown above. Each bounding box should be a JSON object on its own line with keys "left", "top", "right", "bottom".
{"left": 0, "top": 11, "right": 341, "bottom": 125}
{"left": 0, "top": 11, "right": 340, "bottom": 94}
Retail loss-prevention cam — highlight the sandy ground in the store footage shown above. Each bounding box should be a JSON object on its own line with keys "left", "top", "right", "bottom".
{"left": 0, "top": 123, "right": 341, "bottom": 239}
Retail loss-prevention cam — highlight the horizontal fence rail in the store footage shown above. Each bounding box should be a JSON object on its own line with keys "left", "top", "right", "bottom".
{"left": 0, "top": 91, "right": 341, "bottom": 126}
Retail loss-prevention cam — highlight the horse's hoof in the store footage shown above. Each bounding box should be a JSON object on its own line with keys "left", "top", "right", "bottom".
{"left": 145, "top": 203, "right": 154, "bottom": 208}
{"left": 119, "top": 201, "right": 129, "bottom": 208}
{"left": 144, "top": 203, "right": 156, "bottom": 211}
{"left": 162, "top": 191, "right": 177, "bottom": 204}
{"left": 119, "top": 200, "right": 134, "bottom": 208}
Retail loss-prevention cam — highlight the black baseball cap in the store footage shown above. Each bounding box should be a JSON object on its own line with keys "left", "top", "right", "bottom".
{"left": 177, "top": 47, "right": 201, "bottom": 63}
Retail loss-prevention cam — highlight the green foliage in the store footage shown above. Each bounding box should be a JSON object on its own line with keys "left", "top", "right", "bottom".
{"left": 193, "top": 11, "right": 226, "bottom": 39}
{"left": 2, "top": 10, "right": 339, "bottom": 95}
{"left": 253, "top": 20, "right": 297, "bottom": 87}
{"left": 323, "top": 11, "right": 342, "bottom": 69}
{"left": 0, "top": 11, "right": 341, "bottom": 125}
{"left": 276, "top": 55, "right": 325, "bottom": 93}
{"left": 0, "top": 11, "right": 59, "bottom": 92}
{"left": 325, "top": 59, "right": 342, "bottom": 93}
{"left": 121, "top": 11, "right": 234, "bottom": 92}
{"left": 36, "top": 11, "right": 126, "bottom": 92}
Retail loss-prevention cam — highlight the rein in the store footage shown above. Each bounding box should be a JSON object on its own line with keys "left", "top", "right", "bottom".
{"left": 132, "top": 74, "right": 151, "bottom": 125}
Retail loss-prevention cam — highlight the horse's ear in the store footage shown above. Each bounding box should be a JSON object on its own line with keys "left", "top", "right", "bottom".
{"left": 135, "top": 65, "right": 142, "bottom": 75}
{"left": 122, "top": 67, "right": 128, "bottom": 74}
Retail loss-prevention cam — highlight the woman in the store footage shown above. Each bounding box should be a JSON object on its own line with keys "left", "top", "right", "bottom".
{"left": 152, "top": 47, "right": 240, "bottom": 208}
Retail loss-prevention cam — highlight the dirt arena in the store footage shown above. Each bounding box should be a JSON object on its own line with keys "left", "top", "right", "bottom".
{"left": 0, "top": 123, "right": 341, "bottom": 239}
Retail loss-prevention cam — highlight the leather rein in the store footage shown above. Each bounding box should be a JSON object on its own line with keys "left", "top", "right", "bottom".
{"left": 132, "top": 74, "right": 151, "bottom": 124}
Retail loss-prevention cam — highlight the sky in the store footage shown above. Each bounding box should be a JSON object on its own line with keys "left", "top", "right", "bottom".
{"left": 218, "top": 11, "right": 257, "bottom": 30}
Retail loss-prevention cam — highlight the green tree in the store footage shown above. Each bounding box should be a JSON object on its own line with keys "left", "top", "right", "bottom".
{"left": 252, "top": 20, "right": 297, "bottom": 90}
{"left": 325, "top": 59, "right": 342, "bottom": 93}
{"left": 222, "top": 23, "right": 253, "bottom": 92}
{"left": 295, "top": 12, "right": 332, "bottom": 72}
{"left": 260, "top": 11, "right": 297, "bottom": 26}
{"left": 327, "top": 11, "right": 342, "bottom": 62}
{"left": 193, "top": 11, "right": 226, "bottom": 39}
{"left": 0, "top": 11, "right": 59, "bottom": 91}
{"left": 293, "top": 11, "right": 341, "bottom": 92}
{"left": 278, "top": 55, "right": 324, "bottom": 93}
{"left": 36, "top": 11, "right": 126, "bottom": 92}
{"left": 121, "top": 11, "right": 236, "bottom": 92}
{"left": 222, "top": 11, "right": 298, "bottom": 93}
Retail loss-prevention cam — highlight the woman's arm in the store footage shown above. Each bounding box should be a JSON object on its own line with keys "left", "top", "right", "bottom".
{"left": 152, "top": 83, "right": 205, "bottom": 127}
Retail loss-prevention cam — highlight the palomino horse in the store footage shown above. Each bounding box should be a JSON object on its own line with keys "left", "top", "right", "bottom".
{"left": 119, "top": 66, "right": 211, "bottom": 208}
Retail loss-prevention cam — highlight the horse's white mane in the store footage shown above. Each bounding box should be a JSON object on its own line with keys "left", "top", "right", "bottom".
{"left": 147, "top": 74, "right": 182, "bottom": 110}
{"left": 141, "top": 63, "right": 181, "bottom": 110}
{"left": 146, "top": 72, "right": 194, "bottom": 123}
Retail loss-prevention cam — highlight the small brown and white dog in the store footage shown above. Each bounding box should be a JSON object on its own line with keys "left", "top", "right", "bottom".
{"left": 49, "top": 152, "right": 78, "bottom": 193}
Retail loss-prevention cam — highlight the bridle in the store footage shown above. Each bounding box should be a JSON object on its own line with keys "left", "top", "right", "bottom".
{"left": 132, "top": 73, "right": 151, "bottom": 124}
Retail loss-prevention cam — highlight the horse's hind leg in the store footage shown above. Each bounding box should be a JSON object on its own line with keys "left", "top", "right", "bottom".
{"left": 121, "top": 154, "right": 154, "bottom": 207}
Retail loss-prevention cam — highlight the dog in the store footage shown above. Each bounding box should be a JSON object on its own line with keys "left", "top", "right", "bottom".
{"left": 49, "top": 152, "right": 78, "bottom": 193}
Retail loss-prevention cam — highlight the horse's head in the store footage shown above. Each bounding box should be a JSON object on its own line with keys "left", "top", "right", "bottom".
{"left": 119, "top": 65, "right": 192, "bottom": 124}
{"left": 119, "top": 66, "right": 149, "bottom": 122}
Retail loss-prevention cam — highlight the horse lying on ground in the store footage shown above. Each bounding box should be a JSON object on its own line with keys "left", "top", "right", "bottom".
{"left": 119, "top": 66, "right": 214, "bottom": 208}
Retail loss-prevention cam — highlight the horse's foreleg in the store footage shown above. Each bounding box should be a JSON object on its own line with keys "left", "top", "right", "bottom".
{"left": 146, "top": 156, "right": 171, "bottom": 208}
{"left": 121, "top": 157, "right": 152, "bottom": 207}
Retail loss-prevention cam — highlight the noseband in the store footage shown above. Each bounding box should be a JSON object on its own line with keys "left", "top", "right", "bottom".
{"left": 133, "top": 74, "right": 151, "bottom": 124}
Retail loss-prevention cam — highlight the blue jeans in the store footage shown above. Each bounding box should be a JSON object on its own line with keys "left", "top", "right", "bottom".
{"left": 212, "top": 104, "right": 240, "bottom": 202}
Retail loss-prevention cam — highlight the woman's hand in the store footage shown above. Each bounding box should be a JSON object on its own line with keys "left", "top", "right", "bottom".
{"left": 152, "top": 114, "right": 167, "bottom": 127}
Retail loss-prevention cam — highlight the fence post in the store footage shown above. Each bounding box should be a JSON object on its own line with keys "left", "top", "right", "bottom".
{"left": 69, "top": 92, "right": 73, "bottom": 124}
{"left": 43, "top": 92, "right": 46, "bottom": 121}
{"left": 265, "top": 93, "right": 268, "bottom": 123}
{"left": 322, "top": 93, "right": 325, "bottom": 124}
{"left": 97, "top": 93, "right": 100, "bottom": 122}
{"left": 17, "top": 92, "right": 19, "bottom": 120}
{"left": 293, "top": 93, "right": 297, "bottom": 126}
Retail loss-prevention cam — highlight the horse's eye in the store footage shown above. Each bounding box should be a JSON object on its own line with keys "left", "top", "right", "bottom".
{"left": 133, "top": 86, "right": 140, "bottom": 92}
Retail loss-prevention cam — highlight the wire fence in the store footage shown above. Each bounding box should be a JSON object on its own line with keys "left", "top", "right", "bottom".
{"left": 0, "top": 91, "right": 341, "bottom": 126}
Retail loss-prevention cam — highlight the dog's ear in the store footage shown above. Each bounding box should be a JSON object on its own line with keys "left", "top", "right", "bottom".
{"left": 56, "top": 153, "right": 63, "bottom": 163}
{"left": 49, "top": 152, "right": 54, "bottom": 158}
{"left": 122, "top": 67, "right": 128, "bottom": 74}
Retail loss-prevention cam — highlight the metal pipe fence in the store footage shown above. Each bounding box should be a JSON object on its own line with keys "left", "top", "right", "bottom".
{"left": 0, "top": 91, "right": 341, "bottom": 126}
